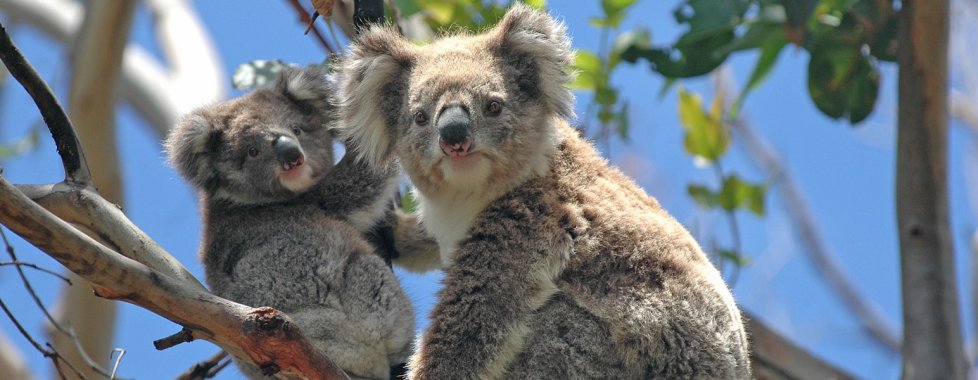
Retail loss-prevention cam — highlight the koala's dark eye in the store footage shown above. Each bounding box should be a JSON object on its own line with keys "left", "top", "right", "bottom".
{"left": 291, "top": 127, "right": 302, "bottom": 136}
{"left": 414, "top": 111, "right": 429, "bottom": 126}
{"left": 485, "top": 100, "right": 502, "bottom": 117}
{"left": 247, "top": 147, "right": 260, "bottom": 157}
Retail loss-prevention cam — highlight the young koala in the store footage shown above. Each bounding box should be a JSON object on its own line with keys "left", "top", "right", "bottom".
{"left": 339, "top": 5, "right": 751, "bottom": 379}
{"left": 165, "top": 67, "right": 414, "bottom": 380}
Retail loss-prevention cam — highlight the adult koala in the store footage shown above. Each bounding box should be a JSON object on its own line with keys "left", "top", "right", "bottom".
{"left": 166, "top": 67, "right": 414, "bottom": 379}
{"left": 338, "top": 4, "right": 751, "bottom": 379}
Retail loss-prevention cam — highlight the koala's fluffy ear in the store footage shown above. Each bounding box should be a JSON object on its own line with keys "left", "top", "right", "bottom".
{"left": 491, "top": 4, "right": 575, "bottom": 119}
{"left": 275, "top": 67, "right": 333, "bottom": 112}
{"left": 338, "top": 25, "right": 415, "bottom": 167}
{"left": 166, "top": 112, "right": 222, "bottom": 193}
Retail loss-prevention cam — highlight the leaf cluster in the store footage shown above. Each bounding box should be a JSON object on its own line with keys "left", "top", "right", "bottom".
{"left": 619, "top": 0, "right": 896, "bottom": 123}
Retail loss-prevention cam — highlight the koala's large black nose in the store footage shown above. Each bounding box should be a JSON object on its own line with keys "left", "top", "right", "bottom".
{"left": 273, "top": 135, "right": 304, "bottom": 170}
{"left": 437, "top": 106, "right": 473, "bottom": 153}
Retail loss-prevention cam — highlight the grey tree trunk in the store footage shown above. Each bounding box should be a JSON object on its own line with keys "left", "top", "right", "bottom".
{"left": 897, "top": 0, "right": 966, "bottom": 378}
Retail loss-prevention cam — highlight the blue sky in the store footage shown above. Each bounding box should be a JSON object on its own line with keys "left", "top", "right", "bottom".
{"left": 1, "top": 1, "right": 976, "bottom": 379}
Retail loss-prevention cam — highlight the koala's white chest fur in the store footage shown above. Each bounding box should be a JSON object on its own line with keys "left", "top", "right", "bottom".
{"left": 415, "top": 190, "right": 493, "bottom": 265}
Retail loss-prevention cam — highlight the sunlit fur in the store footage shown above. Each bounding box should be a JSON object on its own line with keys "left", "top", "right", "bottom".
{"left": 166, "top": 68, "right": 415, "bottom": 380}
{"left": 340, "top": 4, "right": 750, "bottom": 379}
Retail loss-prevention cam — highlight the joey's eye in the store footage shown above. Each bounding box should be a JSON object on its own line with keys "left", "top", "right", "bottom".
{"left": 485, "top": 101, "right": 502, "bottom": 116}
{"left": 247, "top": 147, "right": 259, "bottom": 157}
{"left": 414, "top": 111, "right": 429, "bottom": 126}
{"left": 291, "top": 127, "right": 302, "bottom": 136}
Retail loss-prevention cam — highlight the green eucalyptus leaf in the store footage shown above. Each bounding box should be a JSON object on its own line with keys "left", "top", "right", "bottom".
{"left": 719, "top": 175, "right": 766, "bottom": 215}
{"left": 570, "top": 50, "right": 601, "bottom": 90}
{"left": 730, "top": 32, "right": 786, "bottom": 117}
{"left": 623, "top": 29, "right": 735, "bottom": 78}
{"left": 521, "top": 0, "right": 547, "bottom": 9}
{"left": 232, "top": 59, "right": 291, "bottom": 91}
{"left": 807, "top": 41, "right": 879, "bottom": 124}
{"left": 674, "top": 0, "right": 750, "bottom": 40}
{"left": 719, "top": 249, "right": 752, "bottom": 266}
{"left": 610, "top": 29, "right": 651, "bottom": 69}
{"left": 615, "top": 101, "right": 630, "bottom": 140}
{"left": 782, "top": 0, "right": 817, "bottom": 28}
{"left": 678, "top": 89, "right": 729, "bottom": 161}
{"left": 601, "top": 0, "right": 638, "bottom": 28}
{"left": 688, "top": 184, "right": 720, "bottom": 209}
{"left": 595, "top": 87, "right": 618, "bottom": 106}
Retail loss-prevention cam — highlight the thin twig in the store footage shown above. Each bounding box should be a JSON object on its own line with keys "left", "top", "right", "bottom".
{"left": 0, "top": 261, "right": 72, "bottom": 283}
{"left": 0, "top": 227, "right": 115, "bottom": 378}
{"left": 284, "top": 0, "right": 336, "bottom": 54}
{"left": 45, "top": 343, "right": 88, "bottom": 380}
{"left": 0, "top": 297, "right": 87, "bottom": 380}
{"left": 730, "top": 117, "right": 902, "bottom": 352}
{"left": 154, "top": 329, "right": 195, "bottom": 351}
{"left": 711, "top": 161, "right": 744, "bottom": 287}
{"left": 175, "top": 351, "right": 230, "bottom": 380}
{"left": 0, "top": 21, "right": 89, "bottom": 184}
{"left": 0, "top": 226, "right": 72, "bottom": 335}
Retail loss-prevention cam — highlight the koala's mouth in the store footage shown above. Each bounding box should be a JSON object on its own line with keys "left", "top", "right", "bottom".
{"left": 281, "top": 155, "right": 304, "bottom": 172}
{"left": 278, "top": 154, "right": 315, "bottom": 193}
{"left": 439, "top": 137, "right": 476, "bottom": 159}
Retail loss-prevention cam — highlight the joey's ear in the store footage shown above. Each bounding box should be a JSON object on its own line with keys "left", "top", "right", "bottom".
{"left": 492, "top": 4, "right": 575, "bottom": 119}
{"left": 166, "top": 112, "right": 223, "bottom": 192}
{"left": 338, "top": 25, "right": 415, "bottom": 168}
{"left": 276, "top": 67, "right": 333, "bottom": 112}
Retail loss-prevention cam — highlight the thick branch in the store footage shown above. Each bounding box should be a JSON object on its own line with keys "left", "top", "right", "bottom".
{"left": 0, "top": 21, "right": 89, "bottom": 183}
{"left": 17, "top": 183, "right": 206, "bottom": 291}
{"left": 897, "top": 0, "right": 966, "bottom": 378}
{"left": 746, "top": 312, "right": 855, "bottom": 380}
{"left": 0, "top": 176, "right": 349, "bottom": 380}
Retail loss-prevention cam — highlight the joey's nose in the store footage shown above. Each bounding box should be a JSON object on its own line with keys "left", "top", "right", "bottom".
{"left": 438, "top": 106, "right": 473, "bottom": 153}
{"left": 273, "top": 135, "right": 304, "bottom": 170}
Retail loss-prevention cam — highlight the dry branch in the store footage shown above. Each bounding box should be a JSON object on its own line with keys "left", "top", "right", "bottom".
{"left": 0, "top": 18, "right": 348, "bottom": 380}
{"left": 0, "top": 23, "right": 88, "bottom": 183}
{"left": 0, "top": 176, "right": 347, "bottom": 379}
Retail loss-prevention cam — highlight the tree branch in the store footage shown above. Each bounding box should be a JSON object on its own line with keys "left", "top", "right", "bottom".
{"left": 729, "top": 117, "right": 903, "bottom": 352}
{"left": 0, "top": 21, "right": 88, "bottom": 184}
{"left": 285, "top": 0, "right": 337, "bottom": 53}
{"left": 0, "top": 176, "right": 349, "bottom": 380}
{"left": 746, "top": 312, "right": 855, "bottom": 380}
{"left": 16, "top": 183, "right": 206, "bottom": 290}
{"left": 175, "top": 351, "right": 230, "bottom": 380}
{"left": 897, "top": 0, "right": 966, "bottom": 378}
{"left": 0, "top": 18, "right": 348, "bottom": 379}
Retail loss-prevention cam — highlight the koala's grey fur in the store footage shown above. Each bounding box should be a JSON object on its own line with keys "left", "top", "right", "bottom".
{"left": 338, "top": 4, "right": 751, "bottom": 379}
{"left": 166, "top": 67, "right": 414, "bottom": 380}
